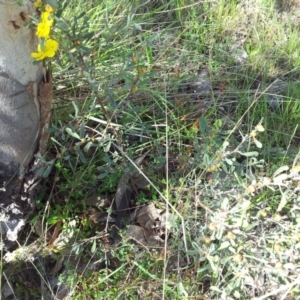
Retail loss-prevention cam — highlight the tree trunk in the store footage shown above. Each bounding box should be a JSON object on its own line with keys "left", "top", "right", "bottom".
{"left": 0, "top": 1, "right": 51, "bottom": 248}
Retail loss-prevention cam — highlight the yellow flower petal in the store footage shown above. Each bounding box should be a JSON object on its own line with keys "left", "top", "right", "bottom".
{"left": 41, "top": 11, "right": 54, "bottom": 27}
{"left": 31, "top": 51, "right": 46, "bottom": 61}
{"left": 45, "top": 39, "right": 58, "bottom": 56}
{"left": 31, "top": 39, "right": 59, "bottom": 61}
{"left": 36, "top": 22, "right": 51, "bottom": 38}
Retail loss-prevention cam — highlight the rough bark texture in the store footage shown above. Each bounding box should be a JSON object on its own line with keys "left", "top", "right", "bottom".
{"left": 0, "top": 1, "right": 46, "bottom": 248}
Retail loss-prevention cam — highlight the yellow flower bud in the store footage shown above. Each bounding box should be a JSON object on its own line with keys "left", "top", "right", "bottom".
{"left": 226, "top": 231, "right": 235, "bottom": 239}
{"left": 246, "top": 185, "right": 256, "bottom": 193}
{"left": 273, "top": 214, "right": 281, "bottom": 222}
{"left": 131, "top": 85, "right": 138, "bottom": 92}
{"left": 203, "top": 237, "right": 212, "bottom": 244}
{"left": 260, "top": 210, "right": 267, "bottom": 218}
{"left": 233, "top": 253, "right": 243, "bottom": 262}
{"left": 34, "top": 0, "right": 43, "bottom": 8}
{"left": 208, "top": 223, "right": 217, "bottom": 231}
{"left": 45, "top": 4, "right": 55, "bottom": 13}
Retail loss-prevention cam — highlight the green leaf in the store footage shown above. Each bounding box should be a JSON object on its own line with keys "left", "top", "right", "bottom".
{"left": 210, "top": 286, "right": 222, "bottom": 292}
{"left": 43, "top": 163, "right": 54, "bottom": 178}
{"left": 46, "top": 0, "right": 58, "bottom": 9}
{"left": 244, "top": 222, "right": 259, "bottom": 232}
{"left": 191, "top": 241, "right": 202, "bottom": 253}
{"left": 203, "top": 153, "right": 210, "bottom": 166}
{"left": 47, "top": 216, "right": 60, "bottom": 225}
{"left": 239, "top": 151, "right": 259, "bottom": 157}
{"left": 214, "top": 119, "right": 222, "bottom": 129}
{"left": 72, "top": 101, "right": 79, "bottom": 118}
{"left": 51, "top": 137, "right": 63, "bottom": 147}
{"left": 225, "top": 158, "right": 233, "bottom": 165}
{"left": 77, "top": 150, "right": 86, "bottom": 164}
{"left": 197, "top": 265, "right": 210, "bottom": 273}
{"left": 55, "top": 18, "right": 70, "bottom": 31}
{"left": 273, "top": 165, "right": 289, "bottom": 178}
{"left": 75, "top": 12, "right": 86, "bottom": 20}
{"left": 103, "top": 141, "right": 111, "bottom": 152}
{"left": 218, "top": 241, "right": 230, "bottom": 250}
{"left": 82, "top": 32, "right": 94, "bottom": 42}
{"left": 40, "top": 39, "right": 45, "bottom": 51}
{"left": 98, "top": 172, "right": 108, "bottom": 179}
{"left": 73, "top": 243, "right": 81, "bottom": 255}
{"left": 277, "top": 193, "right": 287, "bottom": 212}
{"left": 46, "top": 127, "right": 58, "bottom": 133}
{"left": 79, "top": 122, "right": 85, "bottom": 139}
{"left": 65, "top": 127, "right": 80, "bottom": 139}
{"left": 199, "top": 116, "right": 209, "bottom": 136}
{"left": 133, "top": 23, "right": 142, "bottom": 30}
{"left": 222, "top": 162, "right": 229, "bottom": 173}
{"left": 83, "top": 141, "right": 93, "bottom": 153}
{"left": 146, "top": 46, "right": 153, "bottom": 64}
{"left": 91, "top": 240, "right": 96, "bottom": 253}
{"left": 253, "top": 137, "right": 262, "bottom": 148}
{"left": 177, "top": 282, "right": 188, "bottom": 297}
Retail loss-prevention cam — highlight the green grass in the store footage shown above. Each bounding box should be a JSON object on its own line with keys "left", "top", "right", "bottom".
{"left": 2, "top": 0, "right": 300, "bottom": 299}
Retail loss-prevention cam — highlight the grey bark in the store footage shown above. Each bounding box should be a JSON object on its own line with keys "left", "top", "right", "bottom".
{"left": 0, "top": 1, "right": 44, "bottom": 247}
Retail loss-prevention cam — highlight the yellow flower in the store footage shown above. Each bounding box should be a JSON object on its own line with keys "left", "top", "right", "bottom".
{"left": 45, "top": 4, "right": 55, "bottom": 13}
{"left": 226, "top": 231, "right": 235, "bottom": 239}
{"left": 246, "top": 184, "right": 256, "bottom": 194}
{"left": 41, "top": 11, "right": 54, "bottom": 27}
{"left": 36, "top": 22, "right": 51, "bottom": 38}
{"left": 233, "top": 253, "right": 243, "bottom": 263}
{"left": 203, "top": 237, "right": 212, "bottom": 244}
{"left": 31, "top": 39, "right": 58, "bottom": 61}
{"left": 291, "top": 164, "right": 300, "bottom": 174}
{"left": 36, "top": 11, "right": 54, "bottom": 38}
{"left": 131, "top": 85, "right": 138, "bottom": 92}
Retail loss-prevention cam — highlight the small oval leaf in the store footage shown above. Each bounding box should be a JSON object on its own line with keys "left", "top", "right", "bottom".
{"left": 273, "top": 165, "right": 289, "bottom": 178}
{"left": 65, "top": 127, "right": 80, "bottom": 140}
{"left": 239, "top": 151, "right": 259, "bottom": 157}
{"left": 218, "top": 241, "right": 230, "bottom": 250}
{"left": 253, "top": 137, "right": 262, "bottom": 148}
